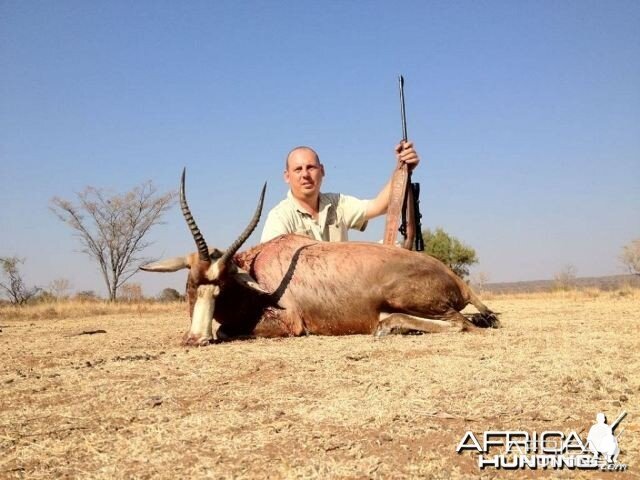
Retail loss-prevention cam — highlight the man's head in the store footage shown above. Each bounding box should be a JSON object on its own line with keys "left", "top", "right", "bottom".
{"left": 284, "top": 146, "right": 325, "bottom": 202}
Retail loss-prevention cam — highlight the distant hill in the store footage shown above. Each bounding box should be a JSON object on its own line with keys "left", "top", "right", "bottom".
{"left": 483, "top": 274, "right": 640, "bottom": 294}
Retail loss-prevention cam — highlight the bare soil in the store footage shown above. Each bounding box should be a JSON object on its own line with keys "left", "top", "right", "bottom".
{"left": 1, "top": 293, "right": 638, "bottom": 479}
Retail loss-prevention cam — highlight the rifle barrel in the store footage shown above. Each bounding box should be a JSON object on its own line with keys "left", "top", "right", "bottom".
{"left": 399, "top": 75, "right": 408, "bottom": 142}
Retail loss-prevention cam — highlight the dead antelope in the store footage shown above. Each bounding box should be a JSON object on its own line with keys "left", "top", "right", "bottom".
{"left": 141, "top": 170, "right": 499, "bottom": 345}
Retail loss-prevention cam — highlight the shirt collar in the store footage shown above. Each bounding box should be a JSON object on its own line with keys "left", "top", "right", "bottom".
{"left": 287, "top": 190, "right": 333, "bottom": 217}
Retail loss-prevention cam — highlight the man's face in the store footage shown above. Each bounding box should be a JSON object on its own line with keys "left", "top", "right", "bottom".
{"left": 285, "top": 148, "right": 325, "bottom": 201}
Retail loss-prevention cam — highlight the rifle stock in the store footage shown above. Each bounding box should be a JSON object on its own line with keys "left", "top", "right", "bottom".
{"left": 383, "top": 75, "right": 425, "bottom": 251}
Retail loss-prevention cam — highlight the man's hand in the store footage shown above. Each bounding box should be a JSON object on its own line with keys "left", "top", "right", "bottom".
{"left": 366, "top": 141, "right": 422, "bottom": 220}
{"left": 395, "top": 141, "right": 420, "bottom": 172}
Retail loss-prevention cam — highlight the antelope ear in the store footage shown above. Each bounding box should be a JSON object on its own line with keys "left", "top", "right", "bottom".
{"left": 140, "top": 256, "right": 189, "bottom": 272}
{"left": 232, "top": 267, "right": 269, "bottom": 294}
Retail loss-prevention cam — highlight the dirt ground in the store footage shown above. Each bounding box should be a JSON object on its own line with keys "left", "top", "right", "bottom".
{"left": 1, "top": 292, "right": 638, "bottom": 479}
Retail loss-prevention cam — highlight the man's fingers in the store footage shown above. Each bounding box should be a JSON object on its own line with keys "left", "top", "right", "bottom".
{"left": 395, "top": 141, "right": 419, "bottom": 171}
{"left": 399, "top": 150, "right": 418, "bottom": 162}
{"left": 395, "top": 141, "right": 414, "bottom": 153}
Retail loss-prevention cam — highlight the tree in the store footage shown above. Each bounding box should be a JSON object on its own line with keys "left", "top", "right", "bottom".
{"left": 48, "top": 278, "right": 72, "bottom": 299}
{"left": 158, "top": 287, "right": 183, "bottom": 302}
{"left": 75, "top": 290, "right": 100, "bottom": 301}
{"left": 51, "top": 181, "right": 175, "bottom": 301}
{"left": 554, "top": 264, "right": 577, "bottom": 291}
{"left": 119, "top": 282, "right": 144, "bottom": 301}
{"left": 421, "top": 228, "right": 478, "bottom": 279}
{"left": 620, "top": 239, "right": 640, "bottom": 275}
{"left": 0, "top": 256, "right": 41, "bottom": 305}
{"left": 471, "top": 271, "right": 490, "bottom": 292}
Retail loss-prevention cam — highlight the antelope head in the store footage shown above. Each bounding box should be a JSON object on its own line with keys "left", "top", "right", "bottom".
{"left": 141, "top": 169, "right": 266, "bottom": 345}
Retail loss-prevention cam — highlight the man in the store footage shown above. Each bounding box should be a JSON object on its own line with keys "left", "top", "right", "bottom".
{"left": 260, "top": 141, "right": 420, "bottom": 242}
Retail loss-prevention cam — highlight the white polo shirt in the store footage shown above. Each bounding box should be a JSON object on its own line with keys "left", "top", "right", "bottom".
{"left": 260, "top": 191, "right": 369, "bottom": 243}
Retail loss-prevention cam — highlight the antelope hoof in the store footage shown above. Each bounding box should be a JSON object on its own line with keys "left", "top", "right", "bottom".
{"left": 469, "top": 313, "right": 501, "bottom": 329}
{"left": 374, "top": 325, "right": 391, "bottom": 338}
{"left": 182, "top": 332, "right": 214, "bottom": 347}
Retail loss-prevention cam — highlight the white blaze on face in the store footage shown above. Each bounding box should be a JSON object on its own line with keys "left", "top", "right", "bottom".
{"left": 188, "top": 284, "right": 220, "bottom": 342}
{"left": 204, "top": 261, "right": 224, "bottom": 282}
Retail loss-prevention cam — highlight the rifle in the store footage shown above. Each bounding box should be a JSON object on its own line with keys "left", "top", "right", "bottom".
{"left": 383, "top": 75, "right": 425, "bottom": 251}
{"left": 411, "top": 182, "right": 424, "bottom": 251}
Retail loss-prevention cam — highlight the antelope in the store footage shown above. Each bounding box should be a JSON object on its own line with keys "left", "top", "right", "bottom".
{"left": 141, "top": 170, "right": 499, "bottom": 345}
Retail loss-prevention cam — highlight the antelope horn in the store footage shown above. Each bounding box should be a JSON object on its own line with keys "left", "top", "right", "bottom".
{"left": 218, "top": 182, "right": 267, "bottom": 266}
{"left": 180, "top": 168, "right": 210, "bottom": 262}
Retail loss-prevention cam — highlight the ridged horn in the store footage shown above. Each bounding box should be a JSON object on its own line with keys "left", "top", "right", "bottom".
{"left": 180, "top": 168, "right": 210, "bottom": 262}
{"left": 218, "top": 182, "right": 267, "bottom": 266}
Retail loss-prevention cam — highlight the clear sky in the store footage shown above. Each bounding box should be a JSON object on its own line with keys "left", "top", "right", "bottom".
{"left": 1, "top": 1, "right": 639, "bottom": 297}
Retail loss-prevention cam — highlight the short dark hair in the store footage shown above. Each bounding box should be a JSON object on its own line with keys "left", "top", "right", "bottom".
{"left": 285, "top": 146, "right": 320, "bottom": 170}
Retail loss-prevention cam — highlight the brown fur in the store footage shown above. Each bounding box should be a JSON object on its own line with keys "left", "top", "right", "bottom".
{"left": 192, "top": 234, "right": 497, "bottom": 339}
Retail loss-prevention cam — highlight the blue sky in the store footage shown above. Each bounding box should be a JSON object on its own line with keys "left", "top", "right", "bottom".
{"left": 1, "top": 1, "right": 639, "bottom": 297}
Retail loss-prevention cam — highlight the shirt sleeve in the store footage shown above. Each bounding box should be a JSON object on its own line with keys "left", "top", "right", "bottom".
{"left": 338, "top": 194, "right": 370, "bottom": 232}
{"left": 260, "top": 209, "right": 291, "bottom": 243}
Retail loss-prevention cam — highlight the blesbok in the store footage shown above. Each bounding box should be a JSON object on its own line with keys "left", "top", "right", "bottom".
{"left": 141, "top": 170, "right": 499, "bottom": 345}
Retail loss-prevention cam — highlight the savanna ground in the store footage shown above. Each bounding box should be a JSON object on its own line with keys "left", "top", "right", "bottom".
{"left": 0, "top": 289, "right": 638, "bottom": 479}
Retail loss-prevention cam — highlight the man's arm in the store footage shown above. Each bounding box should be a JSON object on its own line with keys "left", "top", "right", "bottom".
{"left": 365, "top": 141, "right": 420, "bottom": 220}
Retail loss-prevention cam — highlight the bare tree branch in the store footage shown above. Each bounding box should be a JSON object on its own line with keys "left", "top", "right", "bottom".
{"left": 620, "top": 239, "right": 640, "bottom": 276}
{"left": 48, "top": 278, "right": 72, "bottom": 299}
{"left": 50, "top": 181, "right": 175, "bottom": 301}
{"left": 0, "top": 257, "right": 41, "bottom": 305}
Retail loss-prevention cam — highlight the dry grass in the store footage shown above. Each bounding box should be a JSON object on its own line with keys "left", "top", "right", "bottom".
{"left": 478, "top": 286, "right": 639, "bottom": 302}
{"left": 0, "top": 299, "right": 185, "bottom": 322}
{"left": 0, "top": 290, "right": 638, "bottom": 479}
